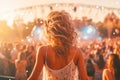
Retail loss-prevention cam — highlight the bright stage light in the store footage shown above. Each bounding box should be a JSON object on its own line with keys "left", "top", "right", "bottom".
{"left": 97, "top": 36, "right": 102, "bottom": 41}
{"left": 81, "top": 25, "right": 98, "bottom": 40}
{"left": 31, "top": 26, "right": 45, "bottom": 42}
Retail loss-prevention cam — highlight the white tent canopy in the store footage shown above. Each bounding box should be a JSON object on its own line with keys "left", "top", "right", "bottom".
{"left": 0, "top": 0, "right": 120, "bottom": 13}
{"left": 0, "top": 0, "right": 120, "bottom": 26}
{"left": 0, "top": 0, "right": 120, "bottom": 12}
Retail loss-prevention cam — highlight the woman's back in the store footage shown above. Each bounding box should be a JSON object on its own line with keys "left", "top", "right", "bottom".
{"left": 41, "top": 46, "right": 79, "bottom": 80}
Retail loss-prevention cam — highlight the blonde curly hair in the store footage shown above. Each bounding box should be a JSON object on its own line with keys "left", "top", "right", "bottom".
{"left": 44, "top": 11, "right": 76, "bottom": 56}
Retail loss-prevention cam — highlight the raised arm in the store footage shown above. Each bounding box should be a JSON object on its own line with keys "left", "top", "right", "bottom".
{"left": 77, "top": 49, "right": 89, "bottom": 80}
{"left": 27, "top": 46, "right": 45, "bottom": 80}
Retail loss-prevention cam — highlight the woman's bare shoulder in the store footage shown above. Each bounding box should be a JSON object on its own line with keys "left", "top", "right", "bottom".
{"left": 38, "top": 45, "right": 48, "bottom": 49}
{"left": 37, "top": 45, "right": 49, "bottom": 59}
{"left": 37, "top": 45, "right": 49, "bottom": 53}
{"left": 74, "top": 47, "right": 83, "bottom": 57}
{"left": 103, "top": 69, "right": 111, "bottom": 74}
{"left": 72, "top": 47, "right": 83, "bottom": 64}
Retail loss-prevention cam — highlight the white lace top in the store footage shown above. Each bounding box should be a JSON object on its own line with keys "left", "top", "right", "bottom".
{"left": 40, "top": 48, "right": 79, "bottom": 80}
{"left": 40, "top": 60, "right": 79, "bottom": 80}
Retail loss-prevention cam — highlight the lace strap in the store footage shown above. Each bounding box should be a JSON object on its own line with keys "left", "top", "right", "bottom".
{"left": 72, "top": 47, "right": 77, "bottom": 60}
{"left": 45, "top": 46, "right": 48, "bottom": 65}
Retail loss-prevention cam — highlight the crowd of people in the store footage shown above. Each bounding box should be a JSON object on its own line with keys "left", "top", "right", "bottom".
{"left": 80, "top": 37, "right": 120, "bottom": 80}
{"left": 0, "top": 10, "right": 120, "bottom": 80}
{"left": 0, "top": 42, "right": 37, "bottom": 80}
